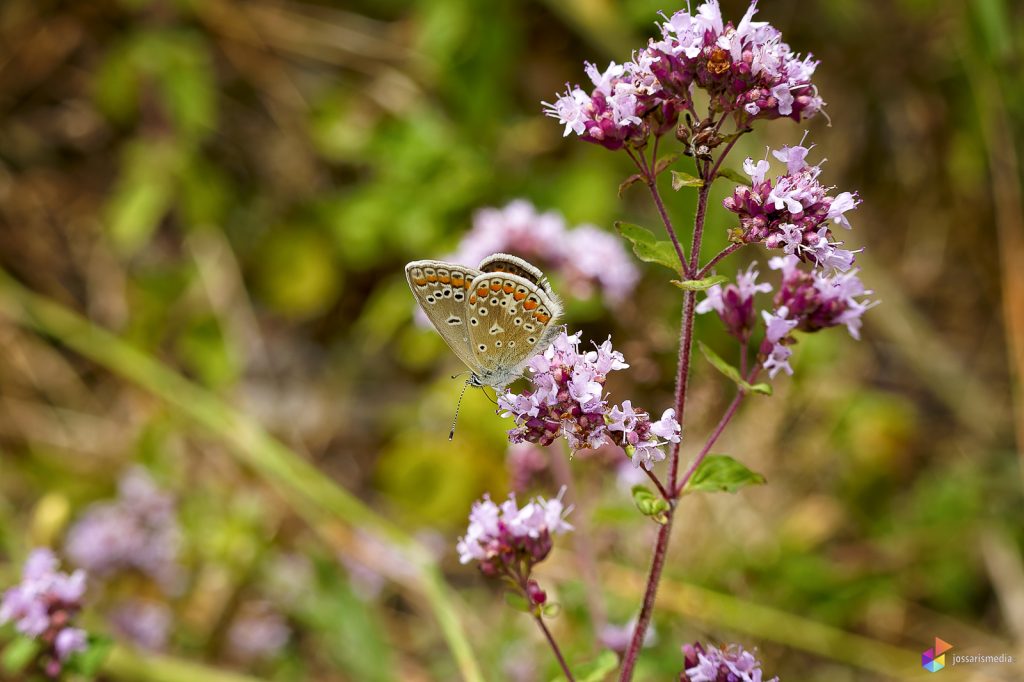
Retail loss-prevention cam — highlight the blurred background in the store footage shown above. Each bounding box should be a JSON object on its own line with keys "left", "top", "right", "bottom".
{"left": 0, "top": 0, "right": 1022, "bottom": 680}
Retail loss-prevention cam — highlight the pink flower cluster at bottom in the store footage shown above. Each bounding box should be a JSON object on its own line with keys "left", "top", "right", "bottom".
{"left": 681, "top": 642, "right": 779, "bottom": 682}
{"left": 0, "top": 549, "right": 88, "bottom": 677}
{"left": 456, "top": 488, "right": 573, "bottom": 576}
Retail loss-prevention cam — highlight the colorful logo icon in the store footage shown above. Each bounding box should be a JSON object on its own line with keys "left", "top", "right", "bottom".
{"left": 922, "top": 638, "right": 953, "bottom": 672}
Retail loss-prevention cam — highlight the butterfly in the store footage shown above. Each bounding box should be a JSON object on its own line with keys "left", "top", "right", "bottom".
{"left": 405, "top": 253, "right": 563, "bottom": 391}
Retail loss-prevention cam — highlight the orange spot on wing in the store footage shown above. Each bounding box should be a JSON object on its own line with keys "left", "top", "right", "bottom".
{"left": 465, "top": 280, "right": 473, "bottom": 290}
{"left": 426, "top": 274, "right": 437, "bottom": 283}
{"left": 452, "top": 275, "right": 464, "bottom": 287}
{"left": 523, "top": 300, "right": 538, "bottom": 311}
{"left": 513, "top": 291, "right": 526, "bottom": 301}
{"left": 535, "top": 313, "right": 550, "bottom": 323}
{"left": 503, "top": 284, "right": 514, "bottom": 293}
{"left": 439, "top": 275, "right": 451, "bottom": 284}
{"left": 477, "top": 286, "right": 488, "bottom": 296}
{"left": 490, "top": 281, "right": 502, "bottom": 291}
{"left": 469, "top": 294, "right": 477, "bottom": 304}
{"left": 414, "top": 277, "right": 427, "bottom": 286}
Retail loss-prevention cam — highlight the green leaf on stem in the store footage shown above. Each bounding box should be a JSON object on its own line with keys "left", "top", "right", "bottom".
{"left": 716, "top": 167, "right": 752, "bottom": 186}
{"left": 564, "top": 651, "right": 619, "bottom": 682}
{"left": 505, "top": 591, "right": 532, "bottom": 613}
{"left": 671, "top": 274, "right": 728, "bottom": 291}
{"left": 614, "top": 222, "right": 683, "bottom": 274}
{"left": 684, "top": 454, "right": 766, "bottom": 494}
{"left": 671, "top": 170, "right": 704, "bottom": 189}
{"left": 697, "top": 341, "right": 772, "bottom": 395}
{"left": 618, "top": 173, "right": 644, "bottom": 197}
{"left": 1, "top": 637, "right": 40, "bottom": 674}
{"left": 541, "top": 602, "right": 562, "bottom": 618}
{"left": 631, "top": 484, "right": 670, "bottom": 524}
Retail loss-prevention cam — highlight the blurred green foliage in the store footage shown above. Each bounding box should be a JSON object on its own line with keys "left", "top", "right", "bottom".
{"left": 0, "top": 0, "right": 1022, "bottom": 679}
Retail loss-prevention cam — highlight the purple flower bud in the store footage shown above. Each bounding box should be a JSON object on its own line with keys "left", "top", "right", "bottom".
{"left": 526, "top": 580, "right": 547, "bottom": 606}
{"left": 54, "top": 627, "right": 87, "bottom": 661}
{"left": 696, "top": 264, "right": 772, "bottom": 341}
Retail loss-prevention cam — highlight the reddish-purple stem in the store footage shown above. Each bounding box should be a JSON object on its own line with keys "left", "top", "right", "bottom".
{"left": 622, "top": 144, "right": 688, "bottom": 266}
{"left": 619, "top": 133, "right": 747, "bottom": 681}
{"left": 709, "top": 132, "right": 743, "bottom": 180}
{"left": 674, "top": 368, "right": 760, "bottom": 497}
{"left": 619, "top": 186, "right": 707, "bottom": 682}
{"left": 641, "top": 465, "right": 672, "bottom": 501}
{"left": 534, "top": 615, "right": 576, "bottom": 681}
{"left": 698, "top": 243, "right": 744, "bottom": 279}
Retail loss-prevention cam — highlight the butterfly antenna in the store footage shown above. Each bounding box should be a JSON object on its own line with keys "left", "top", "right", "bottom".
{"left": 449, "top": 379, "right": 472, "bottom": 441}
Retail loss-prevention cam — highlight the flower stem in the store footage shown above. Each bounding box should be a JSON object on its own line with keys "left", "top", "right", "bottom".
{"left": 619, "top": 187, "right": 707, "bottom": 682}
{"left": 631, "top": 146, "right": 688, "bottom": 271}
{"left": 534, "top": 614, "right": 576, "bottom": 681}
{"left": 617, "top": 516, "right": 673, "bottom": 680}
{"left": 619, "top": 135, "right": 746, "bottom": 682}
{"left": 674, "top": 370, "right": 759, "bottom": 497}
{"left": 641, "top": 466, "right": 673, "bottom": 501}
{"left": 697, "top": 243, "right": 744, "bottom": 279}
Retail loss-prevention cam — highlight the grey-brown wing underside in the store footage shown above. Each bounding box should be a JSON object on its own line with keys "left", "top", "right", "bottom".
{"left": 406, "top": 260, "right": 483, "bottom": 374}
{"left": 464, "top": 271, "right": 563, "bottom": 386}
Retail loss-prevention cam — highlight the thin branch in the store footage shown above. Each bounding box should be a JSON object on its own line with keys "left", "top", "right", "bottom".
{"left": 697, "top": 243, "right": 744, "bottom": 279}
{"left": 534, "top": 615, "right": 576, "bottom": 681}
{"left": 617, "top": 517, "right": 673, "bottom": 680}
{"left": 630, "top": 145, "right": 688, "bottom": 269}
{"left": 708, "top": 132, "right": 744, "bottom": 181}
{"left": 675, "top": 365, "right": 762, "bottom": 496}
{"left": 641, "top": 465, "right": 673, "bottom": 501}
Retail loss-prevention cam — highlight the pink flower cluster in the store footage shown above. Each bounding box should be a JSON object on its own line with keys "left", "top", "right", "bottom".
{"left": 649, "top": 1, "right": 823, "bottom": 122}
{"left": 543, "top": 61, "right": 680, "bottom": 150}
{"left": 695, "top": 263, "right": 772, "bottom": 341}
{"left": 544, "top": 1, "right": 823, "bottom": 148}
{"left": 0, "top": 549, "right": 88, "bottom": 677}
{"left": 65, "top": 468, "right": 182, "bottom": 593}
{"left": 681, "top": 642, "right": 778, "bottom": 682}
{"left": 498, "top": 331, "right": 680, "bottom": 469}
{"left": 760, "top": 255, "right": 875, "bottom": 378}
{"left": 456, "top": 489, "right": 573, "bottom": 579}
{"left": 449, "top": 200, "right": 639, "bottom": 303}
{"left": 724, "top": 143, "right": 860, "bottom": 272}
{"left": 697, "top": 257, "right": 874, "bottom": 380}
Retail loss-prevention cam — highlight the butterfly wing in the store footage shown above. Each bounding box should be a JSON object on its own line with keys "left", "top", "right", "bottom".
{"left": 465, "top": 271, "right": 563, "bottom": 387}
{"left": 406, "top": 260, "right": 484, "bottom": 374}
{"left": 477, "top": 253, "right": 553, "bottom": 295}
